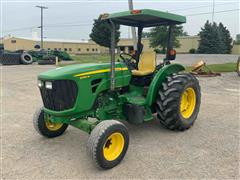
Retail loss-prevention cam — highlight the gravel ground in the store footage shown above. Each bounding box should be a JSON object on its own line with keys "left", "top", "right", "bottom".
{"left": 1, "top": 64, "right": 239, "bottom": 179}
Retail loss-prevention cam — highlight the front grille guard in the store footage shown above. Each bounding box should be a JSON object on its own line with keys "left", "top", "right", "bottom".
{"left": 39, "top": 80, "right": 78, "bottom": 111}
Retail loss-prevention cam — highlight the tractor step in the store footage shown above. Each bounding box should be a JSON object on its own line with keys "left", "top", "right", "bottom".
{"left": 123, "top": 103, "right": 153, "bottom": 124}
{"left": 127, "top": 96, "right": 145, "bottom": 105}
{"left": 121, "top": 94, "right": 146, "bottom": 106}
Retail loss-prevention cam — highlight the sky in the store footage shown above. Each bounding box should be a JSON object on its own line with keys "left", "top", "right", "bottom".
{"left": 1, "top": 0, "right": 239, "bottom": 40}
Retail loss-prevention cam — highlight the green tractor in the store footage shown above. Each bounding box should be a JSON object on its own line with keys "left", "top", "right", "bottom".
{"left": 33, "top": 9, "right": 201, "bottom": 169}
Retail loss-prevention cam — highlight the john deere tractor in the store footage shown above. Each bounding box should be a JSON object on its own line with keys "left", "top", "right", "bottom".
{"left": 33, "top": 9, "right": 201, "bottom": 169}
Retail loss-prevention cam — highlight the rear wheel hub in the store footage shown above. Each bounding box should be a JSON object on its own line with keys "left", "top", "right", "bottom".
{"left": 180, "top": 87, "right": 196, "bottom": 119}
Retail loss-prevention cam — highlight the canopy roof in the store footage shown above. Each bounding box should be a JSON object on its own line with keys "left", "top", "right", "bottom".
{"left": 100, "top": 9, "right": 186, "bottom": 27}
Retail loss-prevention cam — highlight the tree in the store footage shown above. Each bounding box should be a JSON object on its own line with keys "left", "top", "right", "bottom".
{"left": 148, "top": 25, "right": 186, "bottom": 53}
{"left": 218, "top": 22, "right": 232, "bottom": 53}
{"left": 0, "top": 44, "right": 3, "bottom": 53}
{"left": 198, "top": 21, "right": 232, "bottom": 54}
{"left": 234, "top": 34, "right": 240, "bottom": 45}
{"left": 89, "top": 19, "right": 120, "bottom": 51}
{"left": 234, "top": 40, "right": 240, "bottom": 45}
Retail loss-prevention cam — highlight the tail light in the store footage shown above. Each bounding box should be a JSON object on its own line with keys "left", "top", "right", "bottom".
{"left": 167, "top": 49, "right": 176, "bottom": 60}
{"left": 131, "top": 10, "right": 142, "bottom": 14}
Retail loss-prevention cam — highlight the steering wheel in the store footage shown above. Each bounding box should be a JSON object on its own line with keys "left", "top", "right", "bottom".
{"left": 119, "top": 52, "right": 137, "bottom": 70}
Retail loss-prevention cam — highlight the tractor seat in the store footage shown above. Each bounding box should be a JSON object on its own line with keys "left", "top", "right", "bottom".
{"left": 132, "top": 51, "right": 156, "bottom": 76}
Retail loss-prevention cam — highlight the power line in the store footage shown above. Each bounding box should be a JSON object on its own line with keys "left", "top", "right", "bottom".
{"left": 45, "top": 2, "right": 236, "bottom": 21}
{"left": 168, "top": 2, "right": 235, "bottom": 12}
{"left": 185, "top": 8, "right": 239, "bottom": 16}
{"left": 45, "top": 24, "right": 92, "bottom": 28}
{"left": 44, "top": 21, "right": 92, "bottom": 27}
{"left": 46, "top": 9, "right": 240, "bottom": 27}
{"left": 36, "top": 2, "right": 239, "bottom": 28}
{"left": 2, "top": 26, "right": 38, "bottom": 33}
{"left": 2, "top": 8, "right": 239, "bottom": 34}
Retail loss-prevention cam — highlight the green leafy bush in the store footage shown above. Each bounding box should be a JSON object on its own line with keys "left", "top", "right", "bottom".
{"left": 42, "top": 55, "right": 56, "bottom": 61}
{"left": 189, "top": 48, "right": 196, "bottom": 54}
{"left": 27, "top": 50, "right": 44, "bottom": 61}
{"left": 52, "top": 50, "right": 72, "bottom": 61}
{"left": 28, "top": 50, "right": 72, "bottom": 61}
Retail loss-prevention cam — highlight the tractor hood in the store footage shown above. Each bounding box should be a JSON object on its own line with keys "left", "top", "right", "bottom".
{"left": 38, "top": 62, "right": 126, "bottom": 80}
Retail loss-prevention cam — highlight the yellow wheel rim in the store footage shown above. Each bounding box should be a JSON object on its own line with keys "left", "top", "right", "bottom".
{"left": 103, "top": 132, "right": 125, "bottom": 161}
{"left": 180, "top": 87, "right": 196, "bottom": 119}
{"left": 45, "top": 119, "right": 63, "bottom": 131}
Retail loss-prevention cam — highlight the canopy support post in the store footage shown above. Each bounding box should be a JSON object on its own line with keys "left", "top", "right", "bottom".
{"left": 109, "top": 20, "right": 116, "bottom": 91}
{"left": 135, "top": 26, "right": 143, "bottom": 65}
{"left": 165, "top": 25, "right": 173, "bottom": 63}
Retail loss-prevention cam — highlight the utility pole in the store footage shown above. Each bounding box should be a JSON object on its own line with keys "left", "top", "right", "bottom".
{"left": 128, "top": 0, "right": 137, "bottom": 50}
{"left": 36, "top": 5, "right": 48, "bottom": 51}
{"left": 212, "top": 0, "right": 215, "bottom": 22}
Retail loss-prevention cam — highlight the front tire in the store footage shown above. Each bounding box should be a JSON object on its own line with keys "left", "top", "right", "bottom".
{"left": 156, "top": 73, "right": 201, "bottom": 131}
{"left": 87, "top": 120, "right": 129, "bottom": 169}
{"left": 33, "top": 107, "right": 68, "bottom": 138}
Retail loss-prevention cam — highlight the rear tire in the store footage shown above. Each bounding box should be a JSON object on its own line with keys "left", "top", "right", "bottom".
{"left": 38, "top": 60, "right": 55, "bottom": 65}
{"left": 0, "top": 53, "right": 21, "bottom": 65}
{"left": 33, "top": 107, "right": 68, "bottom": 138}
{"left": 156, "top": 73, "right": 201, "bottom": 131}
{"left": 237, "top": 57, "right": 240, "bottom": 77}
{"left": 20, "top": 53, "right": 33, "bottom": 64}
{"left": 87, "top": 120, "right": 129, "bottom": 169}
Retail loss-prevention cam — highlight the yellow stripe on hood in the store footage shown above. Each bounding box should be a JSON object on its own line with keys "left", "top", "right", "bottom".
{"left": 74, "top": 67, "right": 128, "bottom": 77}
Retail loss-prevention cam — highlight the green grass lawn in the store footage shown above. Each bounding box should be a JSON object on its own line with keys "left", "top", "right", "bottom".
{"left": 185, "top": 63, "right": 237, "bottom": 72}
{"left": 59, "top": 54, "right": 114, "bottom": 66}
{"left": 72, "top": 54, "right": 111, "bottom": 63}
{"left": 60, "top": 55, "right": 237, "bottom": 73}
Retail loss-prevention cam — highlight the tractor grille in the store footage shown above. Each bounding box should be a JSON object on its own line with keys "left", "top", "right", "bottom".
{"left": 39, "top": 80, "right": 78, "bottom": 111}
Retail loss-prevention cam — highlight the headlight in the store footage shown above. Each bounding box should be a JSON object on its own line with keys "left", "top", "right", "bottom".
{"left": 37, "top": 80, "right": 43, "bottom": 88}
{"left": 45, "top": 81, "right": 52, "bottom": 89}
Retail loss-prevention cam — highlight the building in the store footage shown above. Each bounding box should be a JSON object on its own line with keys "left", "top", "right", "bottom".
{"left": 1, "top": 35, "right": 240, "bottom": 54}
{"left": 2, "top": 35, "right": 108, "bottom": 54}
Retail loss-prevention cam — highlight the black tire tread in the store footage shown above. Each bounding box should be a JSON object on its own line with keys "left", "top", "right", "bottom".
{"left": 0, "top": 53, "right": 21, "bottom": 65}
{"left": 33, "top": 106, "right": 68, "bottom": 138}
{"left": 20, "top": 53, "right": 33, "bottom": 64}
{"left": 87, "top": 120, "right": 128, "bottom": 169}
{"left": 156, "top": 73, "right": 201, "bottom": 131}
{"left": 38, "top": 59, "right": 55, "bottom": 65}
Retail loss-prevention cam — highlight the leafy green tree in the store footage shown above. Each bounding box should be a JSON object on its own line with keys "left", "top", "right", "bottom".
{"left": 234, "top": 34, "right": 240, "bottom": 44}
{"left": 218, "top": 22, "right": 232, "bottom": 53}
{"left": 198, "top": 21, "right": 232, "bottom": 54}
{"left": 148, "top": 25, "right": 186, "bottom": 53}
{"left": 234, "top": 40, "right": 240, "bottom": 45}
{"left": 0, "top": 43, "right": 3, "bottom": 50}
{"left": 90, "top": 19, "right": 120, "bottom": 51}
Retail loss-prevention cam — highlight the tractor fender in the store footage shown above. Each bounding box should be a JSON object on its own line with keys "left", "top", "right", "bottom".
{"left": 146, "top": 63, "right": 185, "bottom": 106}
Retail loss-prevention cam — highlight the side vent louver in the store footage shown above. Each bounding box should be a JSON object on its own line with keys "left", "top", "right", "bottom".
{"left": 91, "top": 78, "right": 102, "bottom": 93}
